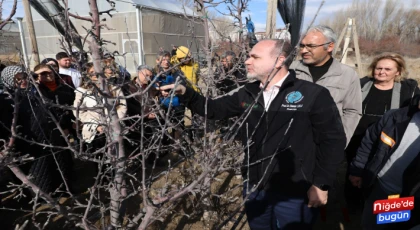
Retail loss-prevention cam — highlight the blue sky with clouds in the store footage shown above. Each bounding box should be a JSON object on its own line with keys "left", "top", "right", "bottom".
{"left": 2, "top": 0, "right": 415, "bottom": 32}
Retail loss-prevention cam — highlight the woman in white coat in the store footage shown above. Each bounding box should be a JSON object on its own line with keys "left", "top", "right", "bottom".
{"left": 73, "top": 63, "right": 127, "bottom": 150}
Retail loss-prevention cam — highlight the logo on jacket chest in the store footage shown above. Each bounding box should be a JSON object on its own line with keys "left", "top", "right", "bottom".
{"left": 241, "top": 102, "right": 259, "bottom": 110}
{"left": 282, "top": 91, "right": 304, "bottom": 111}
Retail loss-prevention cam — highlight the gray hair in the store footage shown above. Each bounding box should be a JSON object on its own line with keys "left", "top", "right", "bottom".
{"left": 137, "top": 64, "right": 153, "bottom": 73}
{"left": 221, "top": 51, "right": 236, "bottom": 59}
{"left": 306, "top": 25, "right": 337, "bottom": 48}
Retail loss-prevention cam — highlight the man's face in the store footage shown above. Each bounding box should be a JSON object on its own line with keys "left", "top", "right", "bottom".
{"left": 58, "top": 57, "right": 72, "bottom": 68}
{"left": 300, "top": 31, "right": 333, "bottom": 66}
{"left": 137, "top": 69, "right": 153, "bottom": 85}
{"left": 221, "top": 56, "right": 234, "bottom": 71}
{"left": 245, "top": 41, "right": 278, "bottom": 81}
{"left": 157, "top": 55, "right": 171, "bottom": 70}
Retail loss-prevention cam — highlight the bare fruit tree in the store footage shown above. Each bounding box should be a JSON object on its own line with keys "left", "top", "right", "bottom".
{"left": 0, "top": 0, "right": 277, "bottom": 229}
{"left": 0, "top": 0, "right": 18, "bottom": 30}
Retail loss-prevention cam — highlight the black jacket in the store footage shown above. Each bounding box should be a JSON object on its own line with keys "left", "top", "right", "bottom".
{"left": 180, "top": 70, "right": 346, "bottom": 195}
{"left": 349, "top": 95, "right": 420, "bottom": 197}
{"left": 36, "top": 79, "right": 76, "bottom": 134}
{"left": 360, "top": 77, "right": 420, "bottom": 108}
{"left": 215, "top": 67, "right": 247, "bottom": 94}
{"left": 346, "top": 78, "right": 420, "bottom": 158}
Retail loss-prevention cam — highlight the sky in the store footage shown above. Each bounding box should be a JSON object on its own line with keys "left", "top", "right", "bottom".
{"left": 1, "top": 0, "right": 415, "bottom": 32}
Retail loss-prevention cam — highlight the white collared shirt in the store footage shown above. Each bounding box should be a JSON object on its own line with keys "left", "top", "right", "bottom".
{"left": 260, "top": 72, "right": 289, "bottom": 111}
{"left": 60, "top": 68, "right": 82, "bottom": 87}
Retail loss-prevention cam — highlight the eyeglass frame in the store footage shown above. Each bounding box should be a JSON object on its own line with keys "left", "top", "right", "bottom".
{"left": 299, "top": 42, "right": 332, "bottom": 50}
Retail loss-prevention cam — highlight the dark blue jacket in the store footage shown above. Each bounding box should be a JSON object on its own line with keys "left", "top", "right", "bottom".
{"left": 180, "top": 70, "right": 346, "bottom": 195}
{"left": 349, "top": 96, "right": 420, "bottom": 197}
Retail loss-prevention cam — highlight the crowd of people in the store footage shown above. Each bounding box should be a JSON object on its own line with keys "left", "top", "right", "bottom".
{"left": 0, "top": 24, "right": 420, "bottom": 229}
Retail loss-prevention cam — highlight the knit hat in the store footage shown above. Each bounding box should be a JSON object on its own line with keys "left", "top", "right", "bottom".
{"left": 1, "top": 66, "right": 24, "bottom": 89}
{"left": 176, "top": 46, "right": 190, "bottom": 59}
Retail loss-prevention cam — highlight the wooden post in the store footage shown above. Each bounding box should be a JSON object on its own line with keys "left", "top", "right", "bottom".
{"left": 333, "top": 18, "right": 350, "bottom": 57}
{"left": 334, "top": 18, "right": 362, "bottom": 77}
{"left": 341, "top": 18, "right": 353, "bottom": 64}
{"left": 22, "top": 0, "right": 40, "bottom": 66}
{"left": 352, "top": 18, "right": 362, "bottom": 77}
{"left": 266, "top": 0, "right": 277, "bottom": 39}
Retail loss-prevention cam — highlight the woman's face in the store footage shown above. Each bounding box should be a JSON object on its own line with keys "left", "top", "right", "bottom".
{"left": 39, "top": 69, "right": 55, "bottom": 83}
{"left": 104, "top": 66, "right": 114, "bottom": 77}
{"left": 88, "top": 67, "right": 99, "bottom": 82}
{"left": 14, "top": 73, "right": 28, "bottom": 89}
{"left": 374, "top": 59, "right": 400, "bottom": 83}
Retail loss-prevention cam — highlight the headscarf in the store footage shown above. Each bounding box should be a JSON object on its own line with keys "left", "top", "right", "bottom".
{"left": 1, "top": 66, "right": 24, "bottom": 89}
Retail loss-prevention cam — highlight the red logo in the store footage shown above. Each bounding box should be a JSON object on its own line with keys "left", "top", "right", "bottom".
{"left": 373, "top": 197, "right": 414, "bottom": 214}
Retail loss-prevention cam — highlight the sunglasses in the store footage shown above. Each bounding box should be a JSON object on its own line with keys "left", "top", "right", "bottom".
{"left": 39, "top": 71, "right": 53, "bottom": 76}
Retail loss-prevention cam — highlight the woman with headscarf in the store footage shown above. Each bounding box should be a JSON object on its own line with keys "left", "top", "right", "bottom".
{"left": 0, "top": 65, "right": 71, "bottom": 194}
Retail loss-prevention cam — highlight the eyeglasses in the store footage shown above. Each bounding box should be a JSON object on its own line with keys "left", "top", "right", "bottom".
{"left": 299, "top": 42, "right": 331, "bottom": 50}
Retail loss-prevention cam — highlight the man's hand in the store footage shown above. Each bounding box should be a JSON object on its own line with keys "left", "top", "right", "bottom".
{"left": 307, "top": 185, "right": 328, "bottom": 208}
{"left": 161, "top": 91, "right": 169, "bottom": 97}
{"left": 96, "top": 126, "right": 104, "bottom": 133}
{"left": 148, "top": 113, "right": 156, "bottom": 119}
{"left": 349, "top": 175, "right": 362, "bottom": 188}
{"left": 159, "top": 84, "right": 186, "bottom": 95}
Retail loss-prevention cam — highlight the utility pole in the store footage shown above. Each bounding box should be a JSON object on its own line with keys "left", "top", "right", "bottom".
{"left": 22, "top": 0, "right": 40, "bottom": 66}
{"left": 266, "top": 0, "right": 277, "bottom": 38}
{"left": 16, "top": 18, "right": 29, "bottom": 68}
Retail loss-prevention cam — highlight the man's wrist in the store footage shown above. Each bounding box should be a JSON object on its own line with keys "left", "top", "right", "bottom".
{"left": 313, "top": 184, "right": 330, "bottom": 191}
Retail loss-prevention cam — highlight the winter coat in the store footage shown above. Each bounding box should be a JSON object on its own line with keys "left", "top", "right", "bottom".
{"left": 172, "top": 60, "right": 200, "bottom": 92}
{"left": 349, "top": 95, "right": 420, "bottom": 200}
{"left": 179, "top": 70, "right": 346, "bottom": 195}
{"left": 73, "top": 86, "right": 127, "bottom": 143}
{"left": 36, "top": 78, "right": 76, "bottom": 134}
{"left": 0, "top": 88, "right": 71, "bottom": 193}
{"left": 346, "top": 77, "right": 420, "bottom": 157}
{"left": 291, "top": 59, "right": 362, "bottom": 145}
{"left": 121, "top": 79, "right": 161, "bottom": 152}
{"left": 360, "top": 77, "right": 420, "bottom": 109}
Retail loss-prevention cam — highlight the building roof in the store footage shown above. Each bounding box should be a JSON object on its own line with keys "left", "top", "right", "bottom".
{"left": 132, "top": 0, "right": 196, "bottom": 16}
{"left": 29, "top": 0, "right": 196, "bottom": 21}
{"left": 0, "top": 22, "right": 19, "bottom": 32}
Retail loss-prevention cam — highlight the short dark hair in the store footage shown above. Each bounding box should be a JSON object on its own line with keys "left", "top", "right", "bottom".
{"left": 83, "top": 63, "right": 94, "bottom": 72}
{"left": 56, "top": 52, "right": 69, "bottom": 60}
{"left": 156, "top": 50, "right": 171, "bottom": 60}
{"left": 41, "top": 58, "right": 58, "bottom": 66}
{"left": 34, "top": 63, "right": 53, "bottom": 73}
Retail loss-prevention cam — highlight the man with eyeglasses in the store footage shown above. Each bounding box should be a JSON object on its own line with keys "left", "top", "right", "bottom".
{"left": 291, "top": 25, "right": 362, "bottom": 146}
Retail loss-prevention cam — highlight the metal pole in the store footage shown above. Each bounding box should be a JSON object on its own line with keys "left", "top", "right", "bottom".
{"left": 16, "top": 17, "right": 29, "bottom": 68}
{"left": 135, "top": 6, "right": 144, "bottom": 65}
{"left": 22, "top": 0, "right": 40, "bottom": 65}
